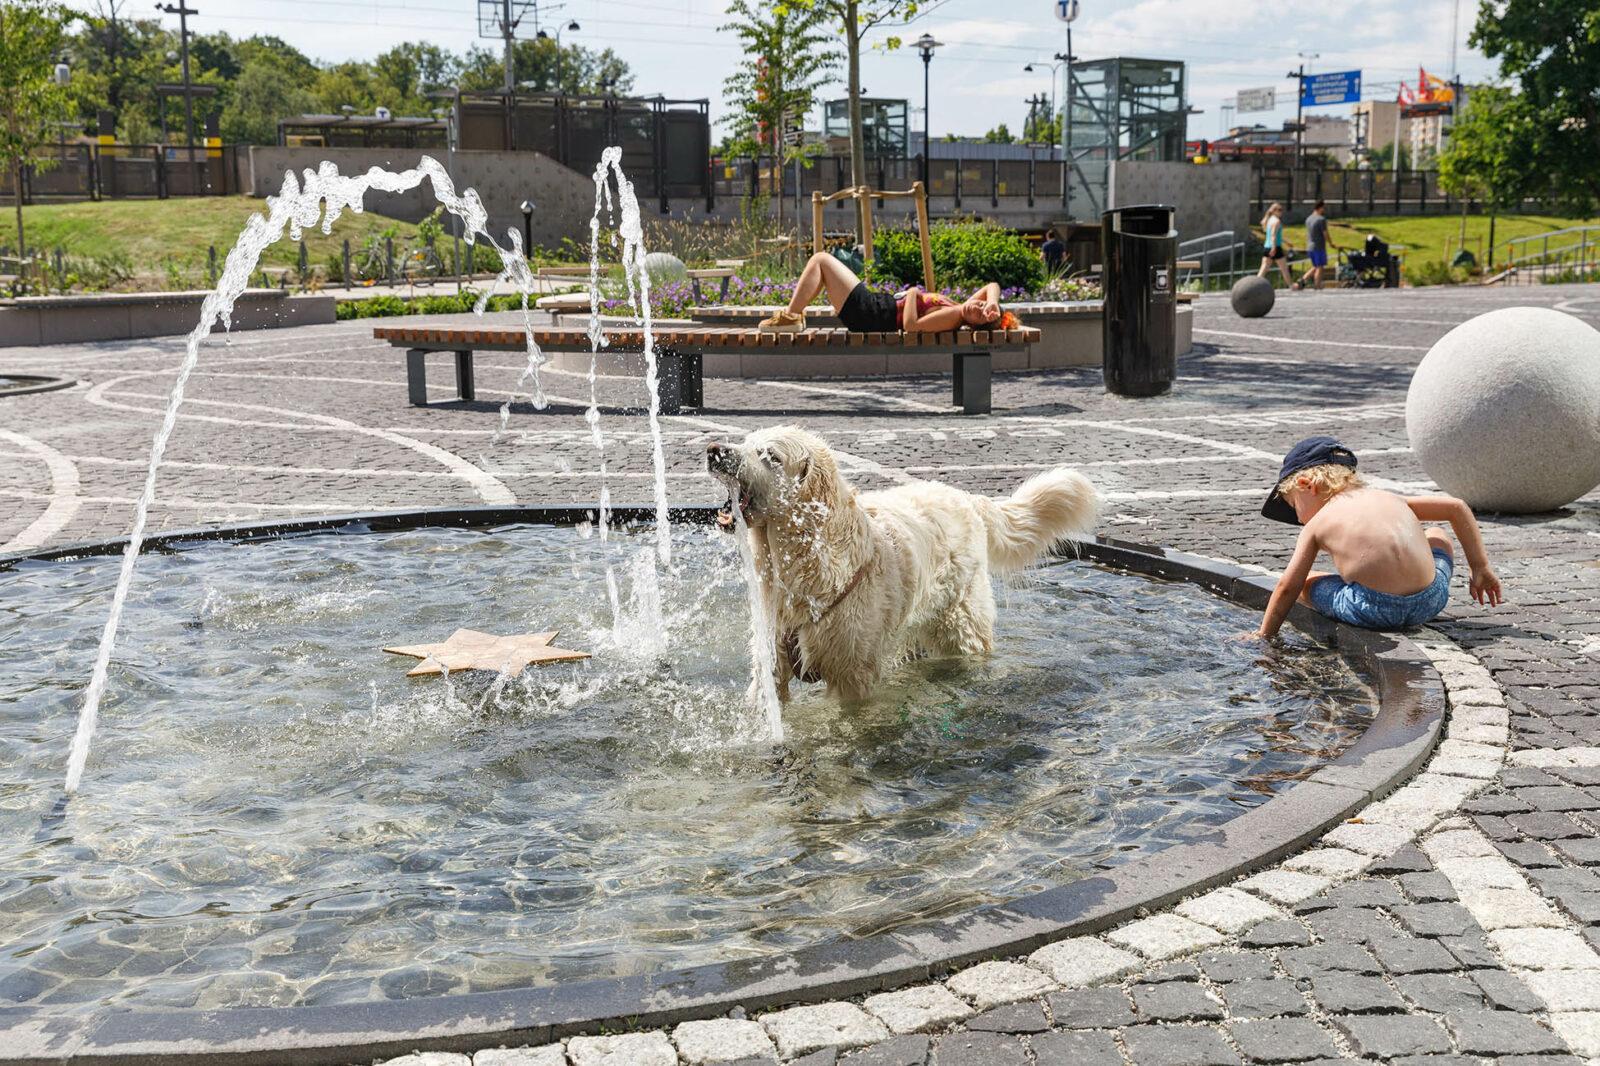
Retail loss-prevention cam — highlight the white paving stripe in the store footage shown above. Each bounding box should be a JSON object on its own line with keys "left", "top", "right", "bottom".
{"left": 0, "top": 429, "right": 82, "bottom": 552}
{"left": 1424, "top": 818, "right": 1600, "bottom": 1059}
{"left": 84, "top": 374, "right": 516, "bottom": 506}
{"left": 1194, "top": 327, "right": 1430, "bottom": 352}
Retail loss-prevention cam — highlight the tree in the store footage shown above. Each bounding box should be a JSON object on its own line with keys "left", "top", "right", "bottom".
{"left": 372, "top": 42, "right": 458, "bottom": 111}
{"left": 222, "top": 58, "right": 313, "bottom": 145}
{"left": 1024, "top": 109, "right": 1060, "bottom": 146}
{"left": 983, "top": 123, "right": 1014, "bottom": 144}
{"left": 1440, "top": 85, "right": 1535, "bottom": 208}
{"left": 456, "top": 39, "right": 634, "bottom": 96}
{"left": 721, "top": 0, "right": 838, "bottom": 223}
{"left": 781, "top": 0, "right": 918, "bottom": 239}
{"left": 1472, "top": 0, "right": 1600, "bottom": 212}
{"left": 64, "top": 7, "right": 170, "bottom": 137}
{"left": 0, "top": 0, "right": 76, "bottom": 256}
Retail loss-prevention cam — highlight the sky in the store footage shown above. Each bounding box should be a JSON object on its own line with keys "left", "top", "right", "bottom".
{"left": 167, "top": 0, "right": 1500, "bottom": 138}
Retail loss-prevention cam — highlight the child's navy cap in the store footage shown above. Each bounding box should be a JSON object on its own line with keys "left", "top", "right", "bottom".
{"left": 1262, "top": 436, "right": 1358, "bottom": 524}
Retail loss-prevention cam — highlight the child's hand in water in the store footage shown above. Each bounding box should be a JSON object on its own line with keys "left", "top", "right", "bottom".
{"left": 1470, "top": 566, "right": 1504, "bottom": 607}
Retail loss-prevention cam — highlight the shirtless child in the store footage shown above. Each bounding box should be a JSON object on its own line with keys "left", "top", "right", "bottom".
{"left": 1255, "top": 436, "right": 1504, "bottom": 639}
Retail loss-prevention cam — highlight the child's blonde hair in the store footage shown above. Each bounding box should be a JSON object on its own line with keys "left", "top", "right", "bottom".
{"left": 1279, "top": 463, "right": 1363, "bottom": 497}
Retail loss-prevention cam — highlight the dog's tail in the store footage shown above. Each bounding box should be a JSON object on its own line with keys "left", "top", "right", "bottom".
{"left": 979, "top": 467, "right": 1099, "bottom": 574}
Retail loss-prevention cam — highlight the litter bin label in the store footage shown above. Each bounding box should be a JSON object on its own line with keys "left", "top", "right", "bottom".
{"left": 1150, "top": 265, "right": 1174, "bottom": 302}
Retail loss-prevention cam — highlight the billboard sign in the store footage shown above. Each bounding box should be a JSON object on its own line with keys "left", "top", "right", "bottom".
{"left": 1301, "top": 70, "right": 1361, "bottom": 107}
{"left": 1236, "top": 87, "right": 1276, "bottom": 113}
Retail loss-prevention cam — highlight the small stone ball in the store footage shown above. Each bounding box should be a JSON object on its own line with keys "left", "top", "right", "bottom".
{"left": 1406, "top": 306, "right": 1600, "bottom": 512}
{"left": 1230, "top": 275, "right": 1275, "bottom": 318}
{"left": 641, "top": 251, "right": 688, "bottom": 286}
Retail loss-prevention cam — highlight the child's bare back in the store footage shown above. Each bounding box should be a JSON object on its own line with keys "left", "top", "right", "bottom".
{"left": 1303, "top": 486, "right": 1440, "bottom": 596}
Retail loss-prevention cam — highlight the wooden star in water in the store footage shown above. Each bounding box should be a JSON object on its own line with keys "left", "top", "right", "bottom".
{"left": 382, "top": 628, "right": 590, "bottom": 677}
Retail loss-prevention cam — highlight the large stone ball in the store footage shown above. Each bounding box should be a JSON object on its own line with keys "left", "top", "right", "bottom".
{"left": 1406, "top": 306, "right": 1600, "bottom": 512}
{"left": 1231, "top": 275, "right": 1275, "bottom": 318}
{"left": 641, "top": 251, "right": 688, "bottom": 286}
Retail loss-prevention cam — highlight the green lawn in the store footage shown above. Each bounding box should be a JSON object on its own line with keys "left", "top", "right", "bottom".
{"left": 12, "top": 196, "right": 426, "bottom": 285}
{"left": 1254, "top": 213, "right": 1600, "bottom": 266}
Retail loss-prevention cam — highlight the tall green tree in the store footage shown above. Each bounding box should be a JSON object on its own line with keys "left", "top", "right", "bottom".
{"left": 222, "top": 58, "right": 314, "bottom": 144}
{"left": 721, "top": 0, "right": 838, "bottom": 223}
{"left": 1471, "top": 0, "right": 1600, "bottom": 212}
{"left": 0, "top": 0, "right": 77, "bottom": 256}
{"left": 457, "top": 39, "right": 633, "bottom": 97}
{"left": 781, "top": 0, "right": 918, "bottom": 237}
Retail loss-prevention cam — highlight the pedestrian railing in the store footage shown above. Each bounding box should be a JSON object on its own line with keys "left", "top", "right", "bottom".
{"left": 1501, "top": 226, "right": 1600, "bottom": 285}
{"left": 1177, "top": 230, "right": 1252, "bottom": 290}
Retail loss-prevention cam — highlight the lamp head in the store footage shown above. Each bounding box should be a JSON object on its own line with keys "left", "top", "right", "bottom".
{"left": 520, "top": 200, "right": 534, "bottom": 214}
{"left": 567, "top": 20, "right": 580, "bottom": 31}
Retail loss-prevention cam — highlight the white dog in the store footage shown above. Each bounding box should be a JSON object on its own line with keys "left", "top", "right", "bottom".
{"left": 706, "top": 425, "right": 1099, "bottom": 704}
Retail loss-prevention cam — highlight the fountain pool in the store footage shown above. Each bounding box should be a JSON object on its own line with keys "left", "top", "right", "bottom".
{"left": 0, "top": 515, "right": 1378, "bottom": 1017}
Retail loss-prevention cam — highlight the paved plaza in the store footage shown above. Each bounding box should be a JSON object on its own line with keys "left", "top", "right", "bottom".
{"left": 4, "top": 282, "right": 1600, "bottom": 1064}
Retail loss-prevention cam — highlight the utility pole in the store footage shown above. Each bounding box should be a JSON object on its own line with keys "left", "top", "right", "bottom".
{"left": 156, "top": 1, "right": 198, "bottom": 147}
{"left": 501, "top": 0, "right": 517, "bottom": 97}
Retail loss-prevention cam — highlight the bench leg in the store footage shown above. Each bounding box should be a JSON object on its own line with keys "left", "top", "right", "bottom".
{"left": 690, "top": 278, "right": 703, "bottom": 304}
{"left": 953, "top": 352, "right": 991, "bottom": 415}
{"left": 682, "top": 352, "right": 703, "bottom": 409}
{"left": 718, "top": 275, "right": 730, "bottom": 301}
{"left": 656, "top": 351, "right": 683, "bottom": 416}
{"left": 406, "top": 348, "right": 429, "bottom": 405}
{"left": 454, "top": 350, "right": 475, "bottom": 401}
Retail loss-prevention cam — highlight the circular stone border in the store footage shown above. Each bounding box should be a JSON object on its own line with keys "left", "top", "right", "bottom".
{"left": 0, "top": 373, "right": 74, "bottom": 397}
{"left": 0, "top": 506, "right": 1445, "bottom": 1066}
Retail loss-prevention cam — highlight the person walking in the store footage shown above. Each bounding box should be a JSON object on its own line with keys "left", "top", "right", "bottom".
{"left": 1041, "top": 227, "right": 1067, "bottom": 274}
{"left": 1257, "top": 202, "right": 1294, "bottom": 287}
{"left": 1293, "top": 200, "right": 1338, "bottom": 290}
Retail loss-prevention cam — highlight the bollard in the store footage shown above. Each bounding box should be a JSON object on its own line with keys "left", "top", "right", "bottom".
{"left": 385, "top": 237, "right": 394, "bottom": 284}
{"left": 207, "top": 245, "right": 218, "bottom": 287}
{"left": 342, "top": 239, "right": 351, "bottom": 286}
{"left": 298, "top": 239, "right": 308, "bottom": 280}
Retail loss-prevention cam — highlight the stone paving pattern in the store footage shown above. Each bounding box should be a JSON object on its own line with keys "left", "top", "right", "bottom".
{"left": 4, "top": 283, "right": 1600, "bottom": 1064}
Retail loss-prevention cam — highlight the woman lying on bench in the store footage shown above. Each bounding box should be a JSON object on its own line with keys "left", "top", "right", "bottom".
{"left": 758, "top": 252, "right": 1020, "bottom": 334}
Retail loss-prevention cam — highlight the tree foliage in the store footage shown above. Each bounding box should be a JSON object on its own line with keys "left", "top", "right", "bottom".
{"left": 55, "top": 20, "right": 635, "bottom": 146}
{"left": 720, "top": 0, "right": 838, "bottom": 164}
{"left": 1439, "top": 84, "right": 1535, "bottom": 209}
{"left": 1469, "top": 0, "right": 1600, "bottom": 212}
{"left": 0, "top": 0, "right": 78, "bottom": 252}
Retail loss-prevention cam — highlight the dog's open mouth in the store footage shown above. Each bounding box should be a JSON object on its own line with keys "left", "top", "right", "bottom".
{"left": 716, "top": 488, "right": 753, "bottom": 531}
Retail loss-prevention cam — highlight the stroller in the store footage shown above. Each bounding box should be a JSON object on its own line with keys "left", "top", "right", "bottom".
{"left": 1337, "top": 235, "right": 1400, "bottom": 288}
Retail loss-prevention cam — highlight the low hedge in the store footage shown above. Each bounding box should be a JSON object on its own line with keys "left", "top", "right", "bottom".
{"left": 334, "top": 288, "right": 562, "bottom": 320}
{"left": 867, "top": 221, "right": 1045, "bottom": 292}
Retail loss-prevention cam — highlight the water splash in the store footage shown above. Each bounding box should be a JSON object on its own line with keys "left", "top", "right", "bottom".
{"left": 730, "top": 512, "right": 785, "bottom": 744}
{"left": 64, "top": 155, "right": 550, "bottom": 794}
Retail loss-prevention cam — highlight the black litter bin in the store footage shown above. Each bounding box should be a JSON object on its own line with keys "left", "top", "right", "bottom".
{"left": 1101, "top": 204, "right": 1177, "bottom": 397}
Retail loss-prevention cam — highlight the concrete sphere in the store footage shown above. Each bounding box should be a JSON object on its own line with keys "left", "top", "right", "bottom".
{"left": 1406, "top": 306, "right": 1600, "bottom": 512}
{"left": 1230, "top": 275, "right": 1275, "bottom": 318}
{"left": 641, "top": 252, "right": 688, "bottom": 286}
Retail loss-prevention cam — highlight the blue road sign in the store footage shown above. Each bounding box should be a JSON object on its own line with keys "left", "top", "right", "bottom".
{"left": 1301, "top": 70, "right": 1361, "bottom": 107}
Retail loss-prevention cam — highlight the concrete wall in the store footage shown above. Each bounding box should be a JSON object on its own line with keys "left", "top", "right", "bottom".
{"left": 247, "top": 147, "right": 596, "bottom": 251}
{"left": 1108, "top": 161, "right": 1251, "bottom": 241}
{"left": 0, "top": 290, "right": 334, "bottom": 347}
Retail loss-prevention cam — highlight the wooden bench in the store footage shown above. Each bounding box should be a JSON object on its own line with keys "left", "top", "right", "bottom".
{"left": 371, "top": 324, "right": 1041, "bottom": 415}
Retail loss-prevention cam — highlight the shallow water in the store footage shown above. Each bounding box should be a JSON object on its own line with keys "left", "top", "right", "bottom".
{"left": 0, "top": 524, "right": 1374, "bottom": 1012}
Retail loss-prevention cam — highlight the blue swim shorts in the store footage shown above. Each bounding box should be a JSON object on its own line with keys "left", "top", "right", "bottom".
{"left": 1307, "top": 548, "right": 1452, "bottom": 630}
{"left": 1309, "top": 248, "right": 1329, "bottom": 268}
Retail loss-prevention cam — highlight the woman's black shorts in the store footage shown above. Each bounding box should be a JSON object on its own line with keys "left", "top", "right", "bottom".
{"left": 838, "top": 282, "right": 899, "bottom": 332}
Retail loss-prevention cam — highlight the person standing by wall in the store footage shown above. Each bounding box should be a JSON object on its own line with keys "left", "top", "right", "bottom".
{"left": 1256, "top": 202, "right": 1294, "bottom": 287}
{"left": 1294, "top": 201, "right": 1338, "bottom": 290}
{"left": 1041, "top": 227, "right": 1067, "bottom": 274}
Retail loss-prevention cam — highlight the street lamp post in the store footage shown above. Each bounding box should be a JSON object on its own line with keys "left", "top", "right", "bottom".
{"left": 537, "top": 20, "right": 582, "bottom": 94}
{"left": 914, "top": 34, "right": 942, "bottom": 188}
{"left": 1022, "top": 58, "right": 1064, "bottom": 144}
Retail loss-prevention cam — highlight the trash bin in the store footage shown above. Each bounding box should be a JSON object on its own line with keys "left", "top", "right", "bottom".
{"left": 1101, "top": 204, "right": 1177, "bottom": 397}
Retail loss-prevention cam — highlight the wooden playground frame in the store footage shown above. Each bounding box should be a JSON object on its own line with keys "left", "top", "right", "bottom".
{"left": 812, "top": 181, "right": 936, "bottom": 291}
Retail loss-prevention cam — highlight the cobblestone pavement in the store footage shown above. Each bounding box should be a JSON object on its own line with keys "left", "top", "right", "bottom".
{"left": 4, "top": 282, "right": 1600, "bottom": 1064}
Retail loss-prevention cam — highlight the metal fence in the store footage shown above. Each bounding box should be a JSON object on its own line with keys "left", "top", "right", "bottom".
{"left": 1250, "top": 167, "right": 1544, "bottom": 219}
{"left": 715, "top": 155, "right": 1073, "bottom": 210}
{"left": 0, "top": 144, "right": 245, "bottom": 203}
{"left": 1500, "top": 225, "right": 1600, "bottom": 284}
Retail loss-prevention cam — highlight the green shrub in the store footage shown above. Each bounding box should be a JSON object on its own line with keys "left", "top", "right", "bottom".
{"left": 867, "top": 221, "right": 1044, "bottom": 291}
{"left": 1406, "top": 259, "right": 1469, "bottom": 287}
{"left": 466, "top": 241, "right": 503, "bottom": 274}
